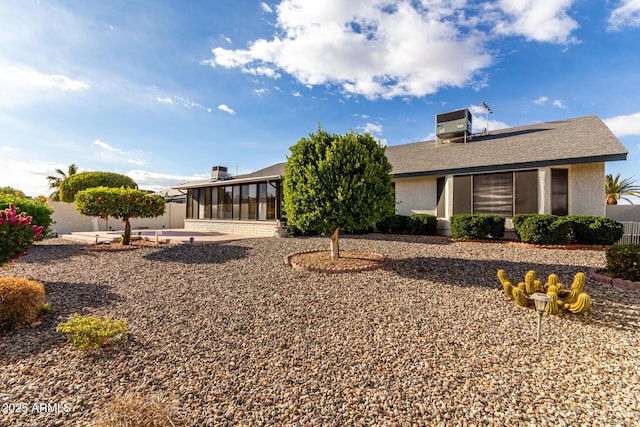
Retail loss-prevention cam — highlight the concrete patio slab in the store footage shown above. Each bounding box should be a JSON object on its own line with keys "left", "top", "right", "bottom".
{"left": 60, "top": 229, "right": 265, "bottom": 245}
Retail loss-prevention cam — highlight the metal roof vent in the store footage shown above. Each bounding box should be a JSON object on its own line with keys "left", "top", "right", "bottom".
{"left": 435, "top": 109, "right": 472, "bottom": 143}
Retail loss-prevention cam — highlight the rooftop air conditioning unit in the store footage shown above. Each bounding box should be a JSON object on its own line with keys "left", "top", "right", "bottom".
{"left": 211, "top": 166, "right": 229, "bottom": 181}
{"left": 435, "top": 109, "right": 472, "bottom": 141}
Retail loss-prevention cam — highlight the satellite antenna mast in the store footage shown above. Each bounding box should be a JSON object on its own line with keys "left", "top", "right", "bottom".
{"left": 482, "top": 101, "right": 492, "bottom": 135}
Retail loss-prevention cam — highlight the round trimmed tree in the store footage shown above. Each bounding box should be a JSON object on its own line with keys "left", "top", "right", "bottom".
{"left": 283, "top": 127, "right": 395, "bottom": 259}
{"left": 59, "top": 171, "right": 138, "bottom": 203}
{"left": 74, "top": 187, "right": 166, "bottom": 245}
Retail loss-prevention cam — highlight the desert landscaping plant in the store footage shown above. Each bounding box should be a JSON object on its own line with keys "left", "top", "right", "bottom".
{"left": 0, "top": 193, "right": 53, "bottom": 236}
{"left": 0, "top": 204, "right": 45, "bottom": 266}
{"left": 59, "top": 171, "right": 138, "bottom": 203}
{"left": 0, "top": 278, "right": 46, "bottom": 330}
{"left": 56, "top": 313, "right": 127, "bottom": 350}
{"left": 606, "top": 244, "right": 640, "bottom": 281}
{"left": 283, "top": 127, "right": 395, "bottom": 259}
{"left": 497, "top": 270, "right": 591, "bottom": 314}
{"left": 605, "top": 173, "right": 640, "bottom": 205}
{"left": 93, "top": 392, "right": 185, "bottom": 427}
{"left": 74, "top": 186, "right": 166, "bottom": 245}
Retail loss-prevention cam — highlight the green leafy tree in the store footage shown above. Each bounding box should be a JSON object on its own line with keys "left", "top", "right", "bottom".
{"left": 46, "top": 163, "right": 78, "bottom": 201}
{"left": 59, "top": 171, "right": 137, "bottom": 203}
{"left": 605, "top": 173, "right": 640, "bottom": 205}
{"left": 0, "top": 186, "right": 26, "bottom": 198}
{"left": 74, "top": 187, "right": 166, "bottom": 245}
{"left": 283, "top": 127, "right": 395, "bottom": 259}
{"left": 0, "top": 193, "right": 53, "bottom": 236}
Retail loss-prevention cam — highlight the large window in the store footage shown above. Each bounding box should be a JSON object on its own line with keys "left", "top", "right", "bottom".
{"left": 186, "top": 181, "right": 281, "bottom": 221}
{"left": 436, "top": 177, "right": 446, "bottom": 218}
{"left": 453, "top": 170, "right": 538, "bottom": 216}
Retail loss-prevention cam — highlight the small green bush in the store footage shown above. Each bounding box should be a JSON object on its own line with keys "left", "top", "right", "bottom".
{"left": 568, "top": 216, "right": 624, "bottom": 245}
{"left": 407, "top": 214, "right": 438, "bottom": 235}
{"left": 59, "top": 171, "right": 137, "bottom": 203}
{"left": 450, "top": 214, "right": 504, "bottom": 240}
{"left": 516, "top": 214, "right": 571, "bottom": 244}
{"left": 0, "top": 278, "right": 45, "bottom": 330}
{"left": 56, "top": 314, "right": 127, "bottom": 350}
{"left": 376, "top": 214, "right": 408, "bottom": 234}
{"left": 512, "top": 214, "right": 537, "bottom": 240}
{"left": 606, "top": 244, "right": 640, "bottom": 281}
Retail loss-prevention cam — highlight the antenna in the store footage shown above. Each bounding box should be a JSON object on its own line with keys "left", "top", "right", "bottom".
{"left": 482, "top": 102, "right": 492, "bottom": 135}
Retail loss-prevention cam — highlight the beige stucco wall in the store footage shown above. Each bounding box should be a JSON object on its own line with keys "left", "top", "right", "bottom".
{"left": 606, "top": 205, "right": 640, "bottom": 222}
{"left": 568, "top": 162, "right": 605, "bottom": 216}
{"left": 393, "top": 176, "right": 438, "bottom": 216}
{"left": 50, "top": 201, "right": 185, "bottom": 235}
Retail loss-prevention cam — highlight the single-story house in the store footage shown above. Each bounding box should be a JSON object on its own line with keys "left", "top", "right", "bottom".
{"left": 174, "top": 114, "right": 628, "bottom": 236}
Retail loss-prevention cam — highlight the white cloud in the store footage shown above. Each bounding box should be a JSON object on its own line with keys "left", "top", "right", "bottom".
{"left": 155, "top": 93, "right": 212, "bottom": 113}
{"left": 254, "top": 88, "right": 268, "bottom": 96}
{"left": 0, "top": 62, "right": 90, "bottom": 107}
{"left": 291, "top": 90, "right": 302, "bottom": 97}
{"left": 552, "top": 99, "right": 566, "bottom": 108}
{"left": 218, "top": 104, "right": 236, "bottom": 115}
{"left": 608, "top": 0, "right": 640, "bottom": 29}
{"left": 604, "top": 112, "right": 640, "bottom": 138}
{"left": 533, "top": 96, "right": 548, "bottom": 105}
{"left": 205, "top": 0, "right": 492, "bottom": 99}
{"left": 94, "top": 140, "right": 126, "bottom": 155}
{"left": 358, "top": 122, "right": 383, "bottom": 135}
{"left": 260, "top": 2, "right": 274, "bottom": 14}
{"left": 128, "top": 159, "right": 146, "bottom": 166}
{"left": 126, "top": 170, "right": 208, "bottom": 192}
{"left": 156, "top": 97, "right": 174, "bottom": 104}
{"left": 489, "top": 0, "right": 579, "bottom": 44}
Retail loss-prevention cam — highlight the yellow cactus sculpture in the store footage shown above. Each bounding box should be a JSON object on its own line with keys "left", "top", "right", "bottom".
{"left": 497, "top": 270, "right": 591, "bottom": 315}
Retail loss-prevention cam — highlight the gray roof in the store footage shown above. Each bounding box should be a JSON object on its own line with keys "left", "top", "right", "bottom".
{"left": 174, "top": 115, "right": 627, "bottom": 189}
{"left": 386, "top": 115, "right": 628, "bottom": 178}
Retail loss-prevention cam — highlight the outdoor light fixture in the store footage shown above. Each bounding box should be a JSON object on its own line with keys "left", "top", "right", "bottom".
{"left": 531, "top": 293, "right": 553, "bottom": 344}
{"left": 189, "top": 237, "right": 195, "bottom": 245}
{"left": 95, "top": 234, "right": 99, "bottom": 245}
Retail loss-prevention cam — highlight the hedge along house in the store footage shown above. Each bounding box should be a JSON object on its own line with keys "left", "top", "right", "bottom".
{"left": 386, "top": 113, "right": 628, "bottom": 235}
{"left": 175, "top": 114, "right": 628, "bottom": 237}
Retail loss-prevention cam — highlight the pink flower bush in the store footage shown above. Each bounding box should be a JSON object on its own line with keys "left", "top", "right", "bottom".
{"left": 0, "top": 204, "right": 43, "bottom": 266}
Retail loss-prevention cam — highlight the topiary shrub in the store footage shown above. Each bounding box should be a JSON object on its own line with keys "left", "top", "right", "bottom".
{"left": 450, "top": 214, "right": 504, "bottom": 240}
{"left": 376, "top": 214, "right": 408, "bottom": 234}
{"left": 516, "top": 214, "right": 571, "bottom": 245}
{"left": 568, "top": 215, "right": 624, "bottom": 245}
{"left": 59, "top": 171, "right": 137, "bottom": 203}
{"left": 0, "top": 278, "right": 46, "bottom": 330}
{"left": 0, "top": 194, "right": 53, "bottom": 237}
{"left": 606, "top": 244, "right": 640, "bottom": 281}
{"left": 56, "top": 313, "right": 127, "bottom": 350}
{"left": 407, "top": 214, "right": 438, "bottom": 235}
{"left": 512, "top": 214, "right": 537, "bottom": 240}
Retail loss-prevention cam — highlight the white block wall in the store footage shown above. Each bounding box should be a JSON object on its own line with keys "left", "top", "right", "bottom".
{"left": 184, "top": 219, "right": 283, "bottom": 237}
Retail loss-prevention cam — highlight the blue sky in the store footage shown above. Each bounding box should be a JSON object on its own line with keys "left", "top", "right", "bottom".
{"left": 1, "top": 0, "right": 639, "bottom": 200}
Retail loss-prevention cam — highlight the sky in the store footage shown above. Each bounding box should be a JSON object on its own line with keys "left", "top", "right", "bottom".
{"left": 1, "top": 0, "right": 639, "bottom": 201}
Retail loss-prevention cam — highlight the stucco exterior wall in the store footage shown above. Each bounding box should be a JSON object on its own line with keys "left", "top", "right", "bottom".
{"left": 184, "top": 219, "right": 283, "bottom": 237}
{"left": 50, "top": 201, "right": 185, "bottom": 235}
{"left": 606, "top": 205, "right": 640, "bottom": 222}
{"left": 393, "top": 176, "right": 437, "bottom": 216}
{"left": 569, "top": 162, "right": 605, "bottom": 216}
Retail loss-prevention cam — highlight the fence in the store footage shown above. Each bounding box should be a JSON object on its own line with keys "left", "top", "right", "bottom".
{"left": 618, "top": 221, "right": 640, "bottom": 245}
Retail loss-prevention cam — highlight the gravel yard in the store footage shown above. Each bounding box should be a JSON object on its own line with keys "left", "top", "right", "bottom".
{"left": 1, "top": 236, "right": 639, "bottom": 426}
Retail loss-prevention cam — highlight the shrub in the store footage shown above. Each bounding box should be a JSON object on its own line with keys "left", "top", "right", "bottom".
{"left": 606, "top": 244, "right": 640, "bottom": 281}
{"left": 0, "top": 194, "right": 53, "bottom": 236}
{"left": 516, "top": 214, "right": 571, "bottom": 245}
{"left": 568, "top": 215, "right": 624, "bottom": 245}
{"left": 407, "top": 214, "right": 438, "bottom": 235}
{"left": 450, "top": 214, "right": 505, "bottom": 240}
{"left": 59, "top": 171, "right": 137, "bottom": 203}
{"left": 0, "top": 204, "right": 45, "bottom": 266}
{"left": 56, "top": 314, "right": 127, "bottom": 350}
{"left": 376, "top": 214, "right": 408, "bottom": 234}
{"left": 512, "top": 214, "right": 537, "bottom": 240}
{"left": 0, "top": 278, "right": 45, "bottom": 330}
{"left": 93, "top": 392, "right": 186, "bottom": 427}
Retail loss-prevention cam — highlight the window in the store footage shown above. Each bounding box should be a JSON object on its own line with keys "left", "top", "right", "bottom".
{"left": 240, "top": 184, "right": 257, "bottom": 220}
{"left": 266, "top": 181, "right": 277, "bottom": 219}
{"left": 453, "top": 170, "right": 538, "bottom": 216}
{"left": 211, "top": 187, "right": 219, "bottom": 220}
{"left": 232, "top": 185, "right": 240, "bottom": 219}
{"left": 473, "top": 172, "right": 513, "bottom": 216}
{"left": 437, "top": 177, "right": 446, "bottom": 218}
{"left": 551, "top": 169, "right": 568, "bottom": 216}
{"left": 223, "top": 186, "right": 233, "bottom": 219}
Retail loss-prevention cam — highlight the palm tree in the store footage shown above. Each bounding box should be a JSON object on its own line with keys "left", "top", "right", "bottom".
{"left": 605, "top": 173, "right": 640, "bottom": 205}
{"left": 47, "top": 163, "right": 78, "bottom": 201}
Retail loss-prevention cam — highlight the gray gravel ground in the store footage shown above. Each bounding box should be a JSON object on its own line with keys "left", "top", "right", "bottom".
{"left": 1, "top": 236, "right": 639, "bottom": 426}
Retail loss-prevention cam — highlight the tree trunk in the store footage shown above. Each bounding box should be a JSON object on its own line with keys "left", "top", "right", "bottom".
{"left": 330, "top": 227, "right": 340, "bottom": 260}
{"left": 122, "top": 218, "right": 131, "bottom": 245}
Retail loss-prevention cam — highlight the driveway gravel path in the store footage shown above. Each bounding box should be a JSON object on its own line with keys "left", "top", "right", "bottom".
{"left": 1, "top": 236, "right": 638, "bottom": 426}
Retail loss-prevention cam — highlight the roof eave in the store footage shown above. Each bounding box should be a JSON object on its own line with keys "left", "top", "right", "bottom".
{"left": 173, "top": 174, "right": 283, "bottom": 189}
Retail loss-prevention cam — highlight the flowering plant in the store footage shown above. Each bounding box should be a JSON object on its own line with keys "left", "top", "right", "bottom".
{"left": 0, "top": 204, "right": 43, "bottom": 266}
